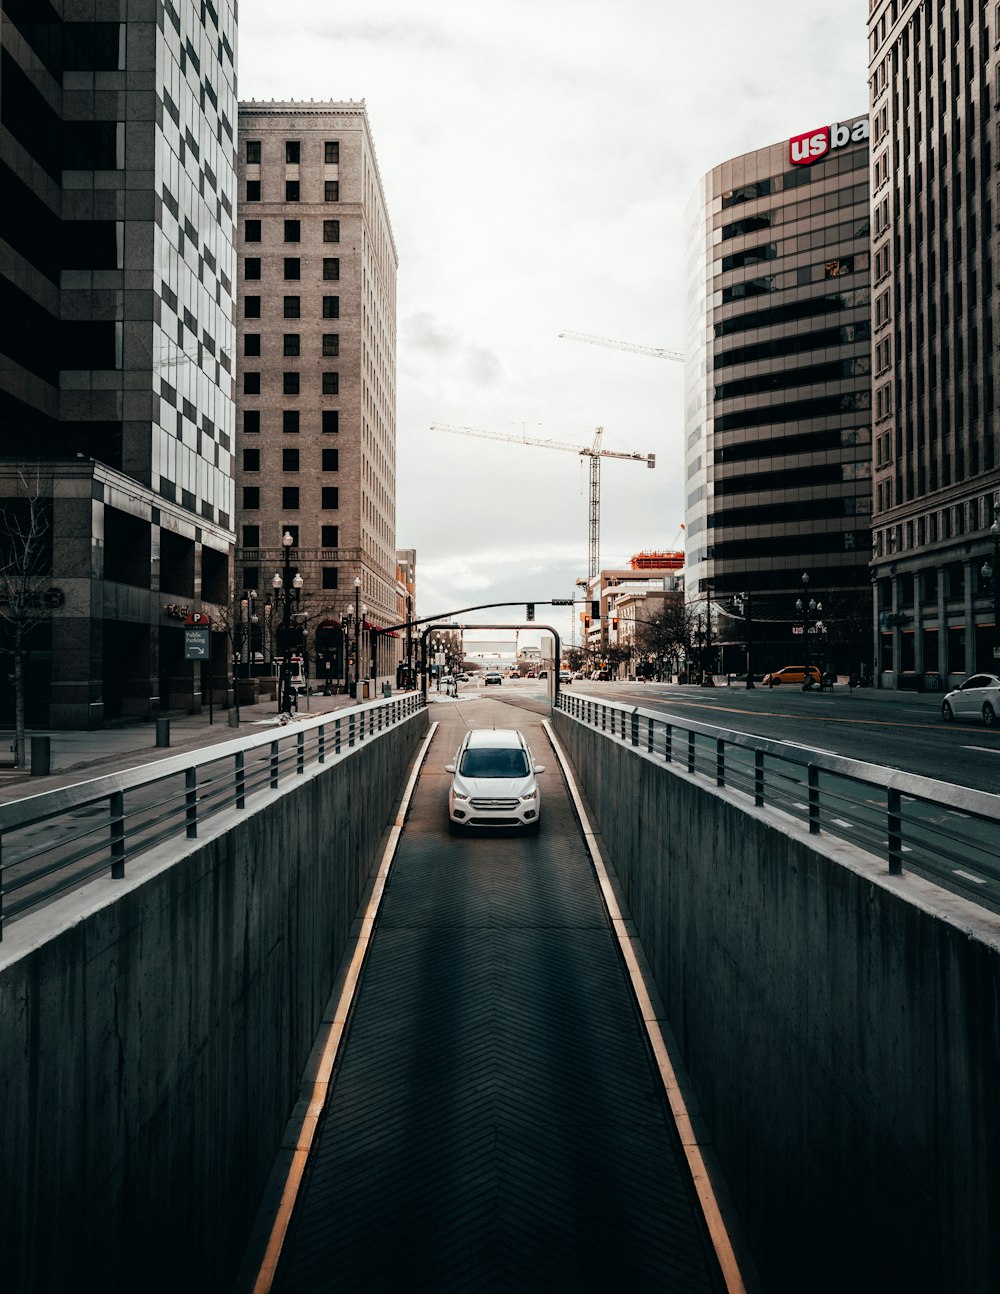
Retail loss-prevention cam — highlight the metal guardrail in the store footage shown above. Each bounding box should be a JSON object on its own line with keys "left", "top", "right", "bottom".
{"left": 557, "top": 691, "right": 1000, "bottom": 902}
{"left": 0, "top": 693, "right": 424, "bottom": 939}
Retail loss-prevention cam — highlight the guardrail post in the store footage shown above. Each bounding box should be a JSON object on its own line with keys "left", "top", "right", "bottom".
{"left": 716, "top": 737, "right": 725, "bottom": 787}
{"left": 888, "top": 786, "right": 903, "bottom": 874}
{"left": 630, "top": 711, "right": 639, "bottom": 747}
{"left": 270, "top": 740, "right": 279, "bottom": 789}
{"left": 335, "top": 717, "right": 342, "bottom": 754}
{"left": 754, "top": 749, "right": 764, "bottom": 806}
{"left": 601, "top": 704, "right": 607, "bottom": 732}
{"left": 664, "top": 722, "right": 672, "bottom": 763}
{"left": 318, "top": 724, "right": 326, "bottom": 764}
{"left": 808, "top": 765, "right": 820, "bottom": 834}
{"left": 647, "top": 717, "right": 654, "bottom": 753}
{"left": 687, "top": 731, "right": 695, "bottom": 774}
{"left": 235, "top": 751, "right": 246, "bottom": 808}
{"left": 297, "top": 731, "right": 305, "bottom": 774}
{"left": 349, "top": 713, "right": 356, "bottom": 748}
{"left": 110, "top": 790, "right": 125, "bottom": 878}
{"left": 185, "top": 769, "right": 198, "bottom": 839}
{"left": 0, "top": 835, "right": 4, "bottom": 939}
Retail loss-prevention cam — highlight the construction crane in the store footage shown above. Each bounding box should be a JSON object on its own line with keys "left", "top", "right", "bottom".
{"left": 429, "top": 423, "right": 655, "bottom": 580}
{"left": 558, "top": 330, "right": 683, "bottom": 363}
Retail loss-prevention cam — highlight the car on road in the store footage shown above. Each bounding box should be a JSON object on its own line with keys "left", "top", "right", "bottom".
{"left": 941, "top": 673, "right": 1000, "bottom": 726}
{"left": 483, "top": 672, "right": 503, "bottom": 685}
{"left": 445, "top": 728, "right": 545, "bottom": 832}
{"left": 559, "top": 670, "right": 572, "bottom": 683}
{"left": 590, "top": 669, "right": 611, "bottom": 681}
{"left": 761, "top": 665, "right": 822, "bottom": 687}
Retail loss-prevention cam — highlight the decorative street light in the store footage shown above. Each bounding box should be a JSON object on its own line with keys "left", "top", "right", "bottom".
{"left": 979, "top": 502, "right": 1000, "bottom": 668}
{"left": 234, "top": 589, "right": 258, "bottom": 722}
{"left": 795, "top": 572, "right": 823, "bottom": 687}
{"left": 272, "top": 531, "right": 303, "bottom": 716}
{"left": 352, "top": 576, "right": 361, "bottom": 698}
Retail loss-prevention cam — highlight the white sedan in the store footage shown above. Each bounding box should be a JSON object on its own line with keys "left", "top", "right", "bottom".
{"left": 941, "top": 673, "right": 1000, "bottom": 726}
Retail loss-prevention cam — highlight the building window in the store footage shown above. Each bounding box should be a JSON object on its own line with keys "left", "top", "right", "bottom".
{"left": 284, "top": 219, "right": 300, "bottom": 242}
{"left": 321, "top": 567, "right": 339, "bottom": 589}
{"left": 322, "top": 410, "right": 339, "bottom": 433}
{"left": 322, "top": 333, "right": 339, "bottom": 356}
{"left": 282, "top": 448, "right": 299, "bottom": 471}
{"left": 323, "top": 220, "right": 340, "bottom": 242}
{"left": 244, "top": 333, "right": 261, "bottom": 356}
{"left": 322, "top": 296, "right": 339, "bottom": 318}
{"left": 242, "top": 449, "right": 260, "bottom": 471}
{"left": 244, "top": 372, "right": 261, "bottom": 395}
{"left": 322, "top": 372, "right": 339, "bottom": 395}
{"left": 285, "top": 180, "right": 300, "bottom": 202}
{"left": 322, "top": 449, "right": 339, "bottom": 471}
{"left": 280, "top": 372, "right": 299, "bottom": 396}
{"left": 283, "top": 410, "right": 299, "bottom": 434}
{"left": 246, "top": 180, "right": 260, "bottom": 201}
{"left": 283, "top": 334, "right": 300, "bottom": 356}
{"left": 246, "top": 140, "right": 261, "bottom": 164}
{"left": 321, "top": 487, "right": 339, "bottom": 509}
{"left": 244, "top": 257, "right": 261, "bottom": 280}
{"left": 244, "top": 296, "right": 261, "bottom": 317}
{"left": 242, "top": 487, "right": 260, "bottom": 509}
{"left": 321, "top": 524, "right": 339, "bottom": 545}
{"left": 244, "top": 220, "right": 261, "bottom": 242}
{"left": 243, "top": 410, "right": 260, "bottom": 433}
{"left": 324, "top": 180, "right": 339, "bottom": 202}
{"left": 242, "top": 525, "right": 260, "bottom": 547}
{"left": 242, "top": 566, "right": 260, "bottom": 591}
{"left": 323, "top": 258, "right": 340, "bottom": 280}
{"left": 324, "top": 141, "right": 339, "bottom": 163}
{"left": 282, "top": 487, "right": 300, "bottom": 510}
{"left": 283, "top": 296, "right": 300, "bottom": 318}
{"left": 284, "top": 258, "right": 300, "bottom": 280}
{"left": 285, "top": 140, "right": 300, "bottom": 163}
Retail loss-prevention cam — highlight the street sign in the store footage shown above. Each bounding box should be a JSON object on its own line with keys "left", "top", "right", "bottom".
{"left": 184, "top": 611, "right": 211, "bottom": 626}
{"left": 550, "top": 598, "right": 574, "bottom": 606}
{"left": 792, "top": 625, "right": 804, "bottom": 635}
{"left": 184, "top": 628, "right": 210, "bottom": 659}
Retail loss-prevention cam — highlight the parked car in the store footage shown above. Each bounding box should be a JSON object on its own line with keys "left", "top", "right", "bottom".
{"left": 525, "top": 670, "right": 536, "bottom": 678}
{"left": 941, "top": 673, "right": 1000, "bottom": 725}
{"left": 483, "top": 672, "right": 503, "bottom": 686}
{"left": 761, "top": 665, "right": 822, "bottom": 687}
{"left": 445, "top": 728, "right": 545, "bottom": 832}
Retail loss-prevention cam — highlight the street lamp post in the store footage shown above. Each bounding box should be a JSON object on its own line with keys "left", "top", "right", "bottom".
{"left": 795, "top": 572, "right": 823, "bottom": 687}
{"left": 980, "top": 503, "right": 1000, "bottom": 669}
{"left": 272, "top": 531, "right": 303, "bottom": 716}
{"left": 352, "top": 576, "right": 361, "bottom": 698}
{"left": 234, "top": 589, "right": 258, "bottom": 722}
{"left": 734, "top": 592, "right": 755, "bottom": 688}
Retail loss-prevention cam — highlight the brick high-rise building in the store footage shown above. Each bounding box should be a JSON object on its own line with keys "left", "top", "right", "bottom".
{"left": 868, "top": 0, "right": 1000, "bottom": 687}
{"left": 235, "top": 102, "right": 399, "bottom": 690}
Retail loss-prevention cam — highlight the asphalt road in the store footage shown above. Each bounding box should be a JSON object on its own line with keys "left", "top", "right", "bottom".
{"left": 464, "top": 677, "right": 1000, "bottom": 796}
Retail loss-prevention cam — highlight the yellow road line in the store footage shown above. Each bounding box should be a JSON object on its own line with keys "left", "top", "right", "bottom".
{"left": 542, "top": 719, "right": 748, "bottom": 1294}
{"left": 250, "top": 722, "right": 438, "bottom": 1294}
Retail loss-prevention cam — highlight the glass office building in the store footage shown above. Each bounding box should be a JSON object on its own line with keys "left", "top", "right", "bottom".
{"left": 869, "top": 0, "right": 1000, "bottom": 688}
{"left": 0, "top": 0, "right": 237, "bottom": 725}
{"left": 684, "top": 120, "right": 873, "bottom": 675}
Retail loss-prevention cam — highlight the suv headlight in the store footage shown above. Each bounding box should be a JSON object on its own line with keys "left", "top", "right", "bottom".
{"left": 519, "top": 790, "right": 537, "bottom": 802}
{"left": 453, "top": 790, "right": 470, "bottom": 802}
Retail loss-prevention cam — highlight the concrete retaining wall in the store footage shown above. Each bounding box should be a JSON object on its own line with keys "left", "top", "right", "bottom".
{"left": 553, "top": 710, "right": 1000, "bottom": 1294}
{"left": 0, "top": 709, "right": 428, "bottom": 1294}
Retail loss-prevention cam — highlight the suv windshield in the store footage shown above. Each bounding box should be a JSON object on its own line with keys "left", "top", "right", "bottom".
{"left": 460, "top": 747, "right": 530, "bottom": 778}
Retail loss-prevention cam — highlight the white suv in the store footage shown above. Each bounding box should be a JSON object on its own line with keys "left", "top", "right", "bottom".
{"left": 445, "top": 728, "right": 545, "bottom": 832}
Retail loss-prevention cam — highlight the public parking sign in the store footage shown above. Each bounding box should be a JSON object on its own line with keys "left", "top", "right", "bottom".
{"left": 184, "top": 628, "right": 210, "bottom": 659}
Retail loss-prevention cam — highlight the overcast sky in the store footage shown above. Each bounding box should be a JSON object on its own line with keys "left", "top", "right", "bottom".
{"left": 237, "top": 1, "right": 868, "bottom": 647}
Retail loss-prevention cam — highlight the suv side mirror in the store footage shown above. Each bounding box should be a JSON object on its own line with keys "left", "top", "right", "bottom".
{"left": 444, "top": 763, "right": 456, "bottom": 772}
{"left": 534, "top": 764, "right": 546, "bottom": 774}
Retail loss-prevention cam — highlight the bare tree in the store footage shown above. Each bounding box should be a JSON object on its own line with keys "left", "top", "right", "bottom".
{"left": 635, "top": 600, "right": 694, "bottom": 678}
{"left": 0, "top": 470, "right": 53, "bottom": 768}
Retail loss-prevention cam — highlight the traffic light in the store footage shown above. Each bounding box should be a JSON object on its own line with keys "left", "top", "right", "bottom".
{"left": 526, "top": 603, "right": 535, "bottom": 621}
{"left": 591, "top": 600, "right": 600, "bottom": 618}
{"left": 612, "top": 618, "right": 618, "bottom": 630}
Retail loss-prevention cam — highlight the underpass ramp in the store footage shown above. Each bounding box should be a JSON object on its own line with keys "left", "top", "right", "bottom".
{"left": 272, "top": 699, "right": 727, "bottom": 1292}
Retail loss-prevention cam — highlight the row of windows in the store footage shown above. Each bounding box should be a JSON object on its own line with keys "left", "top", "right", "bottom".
{"left": 241, "top": 524, "right": 340, "bottom": 548}
{"left": 719, "top": 182, "right": 869, "bottom": 242}
{"left": 874, "top": 493, "right": 998, "bottom": 558}
{"left": 243, "top": 372, "right": 339, "bottom": 395}
{"left": 713, "top": 357, "right": 870, "bottom": 403}
{"left": 243, "top": 410, "right": 339, "bottom": 434}
{"left": 246, "top": 180, "right": 338, "bottom": 202}
{"left": 243, "top": 448, "right": 338, "bottom": 471}
{"left": 242, "top": 561, "right": 341, "bottom": 592}
{"left": 245, "top": 139, "right": 339, "bottom": 165}
{"left": 244, "top": 219, "right": 339, "bottom": 242}
{"left": 245, "top": 332, "right": 339, "bottom": 356}
{"left": 244, "top": 295, "right": 339, "bottom": 318}
{"left": 242, "top": 486, "right": 339, "bottom": 510}
{"left": 245, "top": 256, "right": 339, "bottom": 280}
{"left": 713, "top": 288, "right": 870, "bottom": 339}
{"left": 713, "top": 322, "right": 870, "bottom": 371}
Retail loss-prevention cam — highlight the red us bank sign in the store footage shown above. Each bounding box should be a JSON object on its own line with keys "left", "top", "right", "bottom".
{"left": 789, "top": 117, "right": 870, "bottom": 166}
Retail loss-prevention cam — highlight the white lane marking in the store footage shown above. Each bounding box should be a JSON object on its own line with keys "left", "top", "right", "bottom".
{"left": 962, "top": 745, "right": 1000, "bottom": 754}
{"left": 953, "top": 869, "right": 988, "bottom": 885}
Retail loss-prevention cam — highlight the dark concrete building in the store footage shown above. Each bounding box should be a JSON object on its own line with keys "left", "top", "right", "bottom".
{"left": 0, "top": 0, "right": 237, "bottom": 726}
{"left": 684, "top": 118, "right": 873, "bottom": 675}
{"left": 868, "top": 0, "right": 1000, "bottom": 687}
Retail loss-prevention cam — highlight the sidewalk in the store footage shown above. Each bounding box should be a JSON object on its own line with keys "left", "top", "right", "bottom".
{"left": 0, "top": 688, "right": 401, "bottom": 803}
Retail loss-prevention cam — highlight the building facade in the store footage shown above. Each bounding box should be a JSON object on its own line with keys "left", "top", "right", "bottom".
{"left": 684, "top": 119, "right": 873, "bottom": 677}
{"left": 235, "top": 102, "right": 399, "bottom": 690}
{"left": 0, "top": 0, "right": 237, "bottom": 726}
{"left": 868, "top": 0, "right": 1000, "bottom": 686}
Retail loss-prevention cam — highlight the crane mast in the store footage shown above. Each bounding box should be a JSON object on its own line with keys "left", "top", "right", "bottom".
{"left": 429, "top": 422, "right": 655, "bottom": 579}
